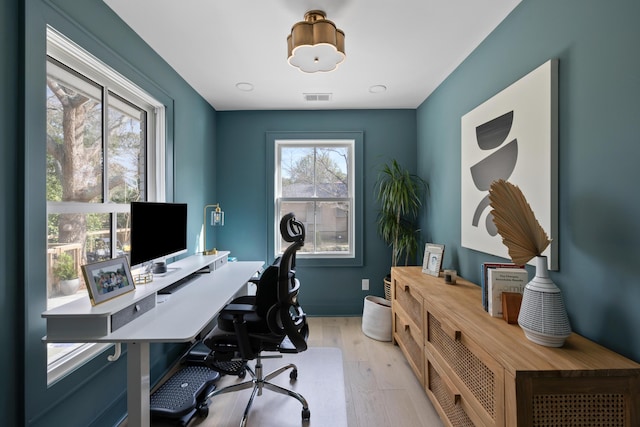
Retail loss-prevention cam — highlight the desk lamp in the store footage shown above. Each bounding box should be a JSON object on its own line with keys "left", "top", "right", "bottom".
{"left": 203, "top": 203, "right": 224, "bottom": 255}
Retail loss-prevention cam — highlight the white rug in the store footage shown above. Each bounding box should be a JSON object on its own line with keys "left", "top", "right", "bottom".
{"left": 183, "top": 347, "right": 347, "bottom": 427}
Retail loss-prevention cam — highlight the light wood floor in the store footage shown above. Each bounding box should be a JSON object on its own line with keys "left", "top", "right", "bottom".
{"left": 132, "top": 316, "right": 443, "bottom": 427}
{"left": 307, "top": 317, "right": 442, "bottom": 427}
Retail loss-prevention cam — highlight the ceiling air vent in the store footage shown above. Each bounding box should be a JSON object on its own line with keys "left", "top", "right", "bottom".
{"left": 304, "top": 93, "right": 332, "bottom": 102}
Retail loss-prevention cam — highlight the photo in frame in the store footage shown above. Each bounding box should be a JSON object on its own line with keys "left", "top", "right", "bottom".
{"left": 82, "top": 257, "right": 136, "bottom": 305}
{"left": 422, "top": 243, "right": 445, "bottom": 277}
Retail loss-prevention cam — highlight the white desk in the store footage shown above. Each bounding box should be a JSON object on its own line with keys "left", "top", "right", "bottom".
{"left": 42, "top": 254, "right": 264, "bottom": 427}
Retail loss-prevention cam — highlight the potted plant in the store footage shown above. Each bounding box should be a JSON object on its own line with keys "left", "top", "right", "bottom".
{"left": 375, "top": 159, "right": 427, "bottom": 299}
{"left": 53, "top": 252, "right": 80, "bottom": 295}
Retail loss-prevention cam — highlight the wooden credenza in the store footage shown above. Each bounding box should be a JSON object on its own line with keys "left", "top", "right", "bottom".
{"left": 391, "top": 267, "right": 640, "bottom": 427}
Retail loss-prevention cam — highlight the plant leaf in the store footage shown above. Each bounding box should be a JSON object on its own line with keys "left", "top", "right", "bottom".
{"left": 488, "top": 179, "right": 550, "bottom": 265}
{"left": 375, "top": 159, "right": 427, "bottom": 267}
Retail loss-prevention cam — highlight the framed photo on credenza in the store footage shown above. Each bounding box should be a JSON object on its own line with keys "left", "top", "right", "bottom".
{"left": 422, "top": 243, "right": 445, "bottom": 277}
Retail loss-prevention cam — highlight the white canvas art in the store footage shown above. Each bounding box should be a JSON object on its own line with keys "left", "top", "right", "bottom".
{"left": 461, "top": 59, "right": 558, "bottom": 270}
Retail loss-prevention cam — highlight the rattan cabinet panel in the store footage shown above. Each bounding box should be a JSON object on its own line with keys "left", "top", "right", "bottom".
{"left": 390, "top": 267, "right": 640, "bottom": 427}
{"left": 514, "top": 371, "right": 640, "bottom": 427}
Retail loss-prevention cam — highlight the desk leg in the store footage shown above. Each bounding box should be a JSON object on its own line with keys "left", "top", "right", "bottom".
{"left": 127, "top": 342, "right": 150, "bottom": 427}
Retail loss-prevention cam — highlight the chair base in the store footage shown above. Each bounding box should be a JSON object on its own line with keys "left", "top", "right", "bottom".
{"left": 207, "top": 354, "right": 310, "bottom": 427}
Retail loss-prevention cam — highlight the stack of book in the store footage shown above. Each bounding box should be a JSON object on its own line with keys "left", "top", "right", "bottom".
{"left": 481, "top": 263, "right": 528, "bottom": 318}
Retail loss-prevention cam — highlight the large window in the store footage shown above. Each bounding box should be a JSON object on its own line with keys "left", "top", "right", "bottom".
{"left": 45, "top": 28, "right": 165, "bottom": 383}
{"left": 275, "top": 139, "right": 355, "bottom": 258}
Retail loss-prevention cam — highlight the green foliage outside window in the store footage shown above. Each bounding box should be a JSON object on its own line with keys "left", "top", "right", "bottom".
{"left": 52, "top": 252, "right": 78, "bottom": 281}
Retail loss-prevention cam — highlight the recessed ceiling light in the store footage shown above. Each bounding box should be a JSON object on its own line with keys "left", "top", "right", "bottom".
{"left": 369, "top": 85, "right": 387, "bottom": 94}
{"left": 235, "top": 82, "right": 254, "bottom": 92}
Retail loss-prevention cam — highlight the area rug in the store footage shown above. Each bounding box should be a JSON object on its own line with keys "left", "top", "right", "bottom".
{"left": 187, "top": 347, "right": 347, "bottom": 427}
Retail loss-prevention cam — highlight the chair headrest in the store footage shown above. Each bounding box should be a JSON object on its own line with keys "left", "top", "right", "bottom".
{"left": 280, "top": 213, "right": 305, "bottom": 244}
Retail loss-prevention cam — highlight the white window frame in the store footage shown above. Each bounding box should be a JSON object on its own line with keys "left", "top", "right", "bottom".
{"left": 275, "top": 139, "right": 355, "bottom": 259}
{"left": 45, "top": 27, "right": 166, "bottom": 385}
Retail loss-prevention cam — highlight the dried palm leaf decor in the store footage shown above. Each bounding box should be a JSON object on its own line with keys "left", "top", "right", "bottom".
{"left": 488, "top": 179, "right": 570, "bottom": 347}
{"left": 488, "top": 179, "right": 550, "bottom": 265}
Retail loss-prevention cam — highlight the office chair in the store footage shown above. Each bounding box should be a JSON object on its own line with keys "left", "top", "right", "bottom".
{"left": 203, "top": 213, "right": 310, "bottom": 426}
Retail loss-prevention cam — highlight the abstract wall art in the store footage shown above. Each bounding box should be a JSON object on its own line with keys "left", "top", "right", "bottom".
{"left": 461, "top": 59, "right": 558, "bottom": 269}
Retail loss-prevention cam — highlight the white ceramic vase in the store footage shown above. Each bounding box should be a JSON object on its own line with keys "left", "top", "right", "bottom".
{"left": 517, "top": 256, "right": 571, "bottom": 347}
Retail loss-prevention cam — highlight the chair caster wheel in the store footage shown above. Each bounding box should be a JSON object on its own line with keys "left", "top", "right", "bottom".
{"left": 196, "top": 403, "right": 209, "bottom": 418}
{"left": 238, "top": 369, "right": 246, "bottom": 379}
{"left": 302, "top": 408, "right": 310, "bottom": 420}
{"left": 290, "top": 369, "right": 298, "bottom": 380}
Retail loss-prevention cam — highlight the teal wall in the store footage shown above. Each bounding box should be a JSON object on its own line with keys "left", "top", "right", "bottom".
{"left": 1, "top": 0, "right": 20, "bottom": 426}
{"left": 14, "top": 0, "right": 218, "bottom": 426}
{"left": 417, "top": 0, "right": 640, "bottom": 362}
{"left": 216, "top": 110, "right": 417, "bottom": 315}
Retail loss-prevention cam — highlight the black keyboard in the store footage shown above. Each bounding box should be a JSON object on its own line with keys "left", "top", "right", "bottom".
{"left": 158, "top": 274, "right": 198, "bottom": 294}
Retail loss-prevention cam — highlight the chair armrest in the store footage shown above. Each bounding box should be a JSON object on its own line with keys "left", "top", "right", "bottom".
{"left": 222, "top": 303, "right": 256, "bottom": 315}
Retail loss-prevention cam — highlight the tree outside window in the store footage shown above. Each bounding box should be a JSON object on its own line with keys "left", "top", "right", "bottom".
{"left": 45, "top": 29, "right": 164, "bottom": 380}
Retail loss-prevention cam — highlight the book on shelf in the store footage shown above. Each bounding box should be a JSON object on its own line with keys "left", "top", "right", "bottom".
{"left": 487, "top": 267, "right": 529, "bottom": 318}
{"left": 481, "top": 262, "right": 525, "bottom": 312}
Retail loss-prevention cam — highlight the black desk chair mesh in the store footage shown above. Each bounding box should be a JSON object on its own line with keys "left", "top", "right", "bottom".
{"left": 204, "top": 213, "right": 310, "bottom": 426}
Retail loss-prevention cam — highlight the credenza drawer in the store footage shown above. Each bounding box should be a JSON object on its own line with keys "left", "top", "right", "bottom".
{"left": 426, "top": 309, "right": 504, "bottom": 426}
{"left": 425, "top": 356, "right": 476, "bottom": 427}
{"left": 394, "top": 311, "right": 424, "bottom": 383}
{"left": 393, "top": 278, "right": 423, "bottom": 327}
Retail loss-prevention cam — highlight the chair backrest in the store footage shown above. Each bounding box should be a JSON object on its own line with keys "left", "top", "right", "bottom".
{"left": 277, "top": 212, "right": 304, "bottom": 293}
{"left": 257, "top": 213, "right": 307, "bottom": 352}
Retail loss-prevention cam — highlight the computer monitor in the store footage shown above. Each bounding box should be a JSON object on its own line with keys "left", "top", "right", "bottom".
{"left": 129, "top": 201, "right": 188, "bottom": 272}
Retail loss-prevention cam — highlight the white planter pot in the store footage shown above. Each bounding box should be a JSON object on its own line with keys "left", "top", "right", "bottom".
{"left": 59, "top": 278, "right": 80, "bottom": 295}
{"left": 362, "top": 295, "right": 392, "bottom": 341}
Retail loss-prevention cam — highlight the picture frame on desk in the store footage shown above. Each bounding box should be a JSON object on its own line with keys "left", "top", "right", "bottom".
{"left": 422, "top": 243, "right": 445, "bottom": 277}
{"left": 82, "top": 256, "right": 136, "bottom": 305}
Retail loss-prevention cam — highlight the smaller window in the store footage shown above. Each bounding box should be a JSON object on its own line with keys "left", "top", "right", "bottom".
{"left": 276, "top": 140, "right": 354, "bottom": 258}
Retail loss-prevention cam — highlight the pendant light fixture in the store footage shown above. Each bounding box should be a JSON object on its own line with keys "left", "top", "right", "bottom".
{"left": 287, "top": 10, "right": 345, "bottom": 73}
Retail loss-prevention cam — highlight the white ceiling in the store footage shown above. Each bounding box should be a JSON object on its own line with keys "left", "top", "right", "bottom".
{"left": 103, "top": 0, "right": 521, "bottom": 111}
